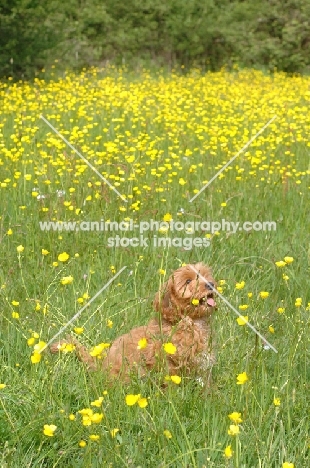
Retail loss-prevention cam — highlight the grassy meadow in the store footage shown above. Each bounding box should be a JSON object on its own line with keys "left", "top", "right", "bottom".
{"left": 0, "top": 65, "right": 309, "bottom": 467}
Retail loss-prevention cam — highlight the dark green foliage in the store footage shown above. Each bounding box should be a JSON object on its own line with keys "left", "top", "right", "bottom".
{"left": 0, "top": 0, "right": 64, "bottom": 77}
{"left": 1, "top": 0, "right": 310, "bottom": 78}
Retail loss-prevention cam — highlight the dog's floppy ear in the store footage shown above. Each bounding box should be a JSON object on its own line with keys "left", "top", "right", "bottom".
{"left": 153, "top": 282, "right": 170, "bottom": 312}
{"left": 162, "top": 290, "right": 171, "bottom": 308}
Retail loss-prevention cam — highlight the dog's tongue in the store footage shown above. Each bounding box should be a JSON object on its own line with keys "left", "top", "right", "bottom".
{"left": 207, "top": 297, "right": 216, "bottom": 307}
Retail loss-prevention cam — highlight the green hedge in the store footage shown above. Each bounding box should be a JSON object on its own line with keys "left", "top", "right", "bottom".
{"left": 1, "top": 0, "right": 310, "bottom": 78}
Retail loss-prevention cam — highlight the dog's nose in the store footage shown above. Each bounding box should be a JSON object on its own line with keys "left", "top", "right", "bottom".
{"left": 205, "top": 282, "right": 214, "bottom": 290}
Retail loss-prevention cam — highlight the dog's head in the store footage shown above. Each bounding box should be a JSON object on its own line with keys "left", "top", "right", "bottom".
{"left": 153, "top": 263, "right": 217, "bottom": 323}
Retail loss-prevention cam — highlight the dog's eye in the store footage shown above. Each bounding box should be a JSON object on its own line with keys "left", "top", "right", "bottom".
{"left": 185, "top": 279, "right": 192, "bottom": 284}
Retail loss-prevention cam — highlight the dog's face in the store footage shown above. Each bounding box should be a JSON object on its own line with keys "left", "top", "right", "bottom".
{"left": 154, "top": 263, "right": 217, "bottom": 323}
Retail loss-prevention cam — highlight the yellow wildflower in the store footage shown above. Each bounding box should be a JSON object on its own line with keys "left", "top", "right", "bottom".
{"left": 163, "top": 342, "right": 176, "bottom": 354}
{"left": 228, "top": 424, "right": 240, "bottom": 436}
{"left": 224, "top": 445, "right": 233, "bottom": 458}
{"left": 58, "top": 252, "right": 69, "bottom": 262}
{"left": 236, "top": 315, "right": 248, "bottom": 326}
{"left": 228, "top": 412, "right": 242, "bottom": 424}
{"left": 60, "top": 275, "right": 73, "bottom": 285}
{"left": 125, "top": 394, "right": 141, "bottom": 406}
{"left": 170, "top": 375, "right": 182, "bottom": 384}
{"left": 236, "top": 372, "right": 248, "bottom": 385}
{"left": 137, "top": 338, "right": 147, "bottom": 350}
{"left": 284, "top": 257, "right": 294, "bottom": 264}
{"left": 43, "top": 424, "right": 57, "bottom": 437}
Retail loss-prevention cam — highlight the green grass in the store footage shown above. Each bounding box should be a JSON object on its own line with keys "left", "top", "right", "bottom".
{"left": 0, "top": 66, "right": 309, "bottom": 467}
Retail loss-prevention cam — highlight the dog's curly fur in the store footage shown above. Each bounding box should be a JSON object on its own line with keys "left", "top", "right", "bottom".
{"left": 50, "top": 263, "right": 217, "bottom": 385}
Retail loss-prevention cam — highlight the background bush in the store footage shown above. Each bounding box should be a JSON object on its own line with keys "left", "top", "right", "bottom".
{"left": 1, "top": 0, "right": 310, "bottom": 78}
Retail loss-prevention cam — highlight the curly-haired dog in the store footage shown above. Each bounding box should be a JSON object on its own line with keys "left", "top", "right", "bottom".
{"left": 50, "top": 263, "right": 217, "bottom": 385}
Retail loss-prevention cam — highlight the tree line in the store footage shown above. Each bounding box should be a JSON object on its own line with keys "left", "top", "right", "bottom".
{"left": 1, "top": 0, "right": 310, "bottom": 78}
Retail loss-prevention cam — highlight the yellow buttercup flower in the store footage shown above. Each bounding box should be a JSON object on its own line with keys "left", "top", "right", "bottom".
{"left": 31, "top": 352, "right": 41, "bottom": 364}
{"left": 224, "top": 445, "right": 233, "bottom": 458}
{"left": 91, "top": 397, "right": 104, "bottom": 407}
{"left": 170, "top": 375, "right": 181, "bottom": 384}
{"left": 163, "top": 342, "right": 176, "bottom": 355}
{"left": 33, "top": 341, "right": 46, "bottom": 353}
{"left": 16, "top": 245, "right": 24, "bottom": 253}
{"left": 43, "top": 424, "right": 57, "bottom": 437}
{"left": 60, "top": 275, "right": 74, "bottom": 285}
{"left": 137, "top": 397, "right": 148, "bottom": 408}
{"left": 137, "top": 338, "right": 147, "bottom": 350}
{"left": 228, "top": 424, "right": 240, "bottom": 436}
{"left": 58, "top": 252, "right": 70, "bottom": 262}
{"left": 284, "top": 257, "right": 294, "bottom": 264}
{"left": 91, "top": 413, "right": 104, "bottom": 424}
{"left": 236, "top": 372, "right": 248, "bottom": 385}
{"left": 163, "top": 213, "right": 172, "bottom": 222}
{"left": 27, "top": 337, "right": 35, "bottom": 346}
{"left": 228, "top": 412, "right": 242, "bottom": 424}
{"left": 89, "top": 343, "right": 110, "bottom": 358}
{"left": 125, "top": 394, "right": 141, "bottom": 406}
{"left": 295, "top": 297, "right": 302, "bottom": 307}
{"left": 110, "top": 428, "right": 120, "bottom": 438}
{"left": 58, "top": 343, "right": 76, "bottom": 353}
{"left": 237, "top": 315, "right": 248, "bottom": 325}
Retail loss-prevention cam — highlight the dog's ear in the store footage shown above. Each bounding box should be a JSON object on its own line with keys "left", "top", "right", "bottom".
{"left": 153, "top": 282, "right": 170, "bottom": 312}
{"left": 162, "top": 290, "right": 171, "bottom": 308}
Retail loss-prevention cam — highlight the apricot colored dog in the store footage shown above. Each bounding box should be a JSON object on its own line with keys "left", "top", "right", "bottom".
{"left": 50, "top": 263, "right": 217, "bottom": 385}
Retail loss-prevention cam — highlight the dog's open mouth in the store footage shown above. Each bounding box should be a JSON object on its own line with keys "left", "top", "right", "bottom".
{"left": 199, "top": 294, "right": 216, "bottom": 308}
